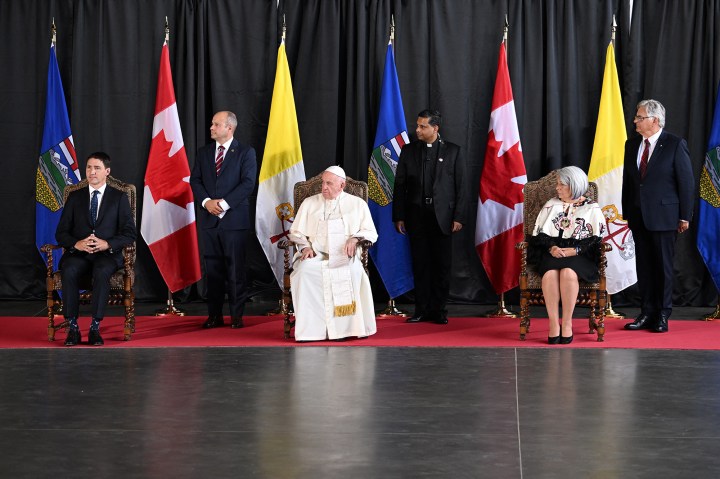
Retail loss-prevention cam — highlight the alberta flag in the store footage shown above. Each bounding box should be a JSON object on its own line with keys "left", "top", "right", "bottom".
{"left": 697, "top": 82, "right": 720, "bottom": 291}
{"left": 36, "top": 43, "right": 81, "bottom": 267}
{"left": 368, "top": 41, "right": 413, "bottom": 299}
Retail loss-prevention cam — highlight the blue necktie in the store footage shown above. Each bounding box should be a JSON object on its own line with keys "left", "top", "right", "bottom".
{"left": 90, "top": 190, "right": 99, "bottom": 227}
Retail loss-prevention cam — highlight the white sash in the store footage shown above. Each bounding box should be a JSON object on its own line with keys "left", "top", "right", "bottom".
{"left": 317, "top": 216, "right": 356, "bottom": 317}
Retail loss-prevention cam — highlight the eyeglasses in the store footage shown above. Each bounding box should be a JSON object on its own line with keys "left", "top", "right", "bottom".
{"left": 634, "top": 115, "right": 654, "bottom": 122}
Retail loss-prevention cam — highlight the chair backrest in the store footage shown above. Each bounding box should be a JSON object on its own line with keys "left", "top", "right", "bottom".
{"left": 522, "top": 171, "right": 598, "bottom": 237}
{"left": 293, "top": 173, "right": 368, "bottom": 213}
{"left": 62, "top": 176, "right": 137, "bottom": 261}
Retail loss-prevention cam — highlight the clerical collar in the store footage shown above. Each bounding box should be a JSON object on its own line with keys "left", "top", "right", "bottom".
{"left": 426, "top": 138, "right": 439, "bottom": 148}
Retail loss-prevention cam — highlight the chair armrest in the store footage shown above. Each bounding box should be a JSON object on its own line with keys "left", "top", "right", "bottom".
{"left": 358, "top": 239, "right": 372, "bottom": 250}
{"left": 41, "top": 244, "right": 63, "bottom": 253}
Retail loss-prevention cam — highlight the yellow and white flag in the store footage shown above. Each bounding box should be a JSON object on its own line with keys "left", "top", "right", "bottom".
{"left": 588, "top": 42, "right": 636, "bottom": 294}
{"left": 255, "top": 39, "right": 305, "bottom": 287}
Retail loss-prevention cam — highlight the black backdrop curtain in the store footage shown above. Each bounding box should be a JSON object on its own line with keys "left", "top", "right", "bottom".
{"left": 0, "top": 0, "right": 717, "bottom": 307}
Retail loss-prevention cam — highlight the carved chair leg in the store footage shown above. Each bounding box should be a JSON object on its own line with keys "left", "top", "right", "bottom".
{"left": 519, "top": 295, "right": 530, "bottom": 340}
{"left": 284, "top": 313, "right": 292, "bottom": 340}
{"left": 47, "top": 303, "right": 56, "bottom": 342}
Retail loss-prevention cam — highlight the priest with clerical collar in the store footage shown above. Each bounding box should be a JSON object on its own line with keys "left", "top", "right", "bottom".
{"left": 289, "top": 166, "right": 378, "bottom": 342}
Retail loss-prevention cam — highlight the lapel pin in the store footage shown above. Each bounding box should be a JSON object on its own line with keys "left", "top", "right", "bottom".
{"left": 439, "top": 158, "right": 444, "bottom": 162}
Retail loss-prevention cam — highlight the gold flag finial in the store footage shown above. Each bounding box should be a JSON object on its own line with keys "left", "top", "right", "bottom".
{"left": 390, "top": 14, "right": 395, "bottom": 42}
{"left": 165, "top": 16, "right": 169, "bottom": 43}
{"left": 51, "top": 18, "right": 57, "bottom": 46}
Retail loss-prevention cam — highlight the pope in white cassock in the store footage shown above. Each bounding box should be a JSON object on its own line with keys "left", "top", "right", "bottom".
{"left": 289, "top": 166, "right": 378, "bottom": 341}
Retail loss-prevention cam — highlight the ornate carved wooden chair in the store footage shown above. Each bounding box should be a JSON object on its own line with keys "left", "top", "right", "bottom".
{"left": 277, "top": 174, "right": 372, "bottom": 339}
{"left": 42, "top": 176, "right": 137, "bottom": 341}
{"left": 515, "top": 170, "right": 611, "bottom": 341}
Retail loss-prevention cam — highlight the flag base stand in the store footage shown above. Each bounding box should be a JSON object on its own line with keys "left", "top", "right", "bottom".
{"left": 155, "top": 290, "right": 185, "bottom": 316}
{"left": 266, "top": 299, "right": 292, "bottom": 316}
{"left": 702, "top": 298, "right": 720, "bottom": 321}
{"left": 603, "top": 295, "right": 625, "bottom": 318}
{"left": 154, "top": 300, "right": 186, "bottom": 316}
{"left": 484, "top": 294, "right": 517, "bottom": 318}
{"left": 377, "top": 299, "right": 408, "bottom": 317}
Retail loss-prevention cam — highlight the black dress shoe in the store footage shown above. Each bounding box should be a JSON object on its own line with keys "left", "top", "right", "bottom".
{"left": 88, "top": 329, "right": 104, "bottom": 346}
{"left": 624, "top": 313, "right": 654, "bottom": 331}
{"left": 202, "top": 316, "right": 224, "bottom": 329}
{"left": 548, "top": 335, "right": 560, "bottom": 345}
{"left": 406, "top": 314, "right": 428, "bottom": 323}
{"left": 231, "top": 317, "right": 244, "bottom": 329}
{"left": 653, "top": 314, "right": 669, "bottom": 333}
{"left": 64, "top": 328, "right": 81, "bottom": 346}
{"left": 433, "top": 313, "right": 449, "bottom": 325}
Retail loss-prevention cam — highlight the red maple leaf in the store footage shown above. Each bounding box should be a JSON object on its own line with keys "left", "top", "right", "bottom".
{"left": 145, "top": 129, "right": 194, "bottom": 208}
{"left": 479, "top": 129, "right": 525, "bottom": 209}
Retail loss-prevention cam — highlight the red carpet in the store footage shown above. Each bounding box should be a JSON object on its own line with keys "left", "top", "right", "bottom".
{"left": 2, "top": 315, "right": 720, "bottom": 349}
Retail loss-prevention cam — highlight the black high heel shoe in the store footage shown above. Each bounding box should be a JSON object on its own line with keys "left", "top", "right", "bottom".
{"left": 560, "top": 334, "right": 574, "bottom": 344}
{"left": 548, "top": 335, "right": 560, "bottom": 345}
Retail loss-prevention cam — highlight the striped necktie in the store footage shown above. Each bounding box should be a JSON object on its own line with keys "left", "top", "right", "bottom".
{"left": 639, "top": 139, "right": 650, "bottom": 178}
{"left": 215, "top": 145, "right": 225, "bottom": 176}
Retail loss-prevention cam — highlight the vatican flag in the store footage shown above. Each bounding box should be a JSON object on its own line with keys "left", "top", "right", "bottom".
{"left": 588, "top": 42, "right": 637, "bottom": 294}
{"left": 255, "top": 39, "right": 306, "bottom": 287}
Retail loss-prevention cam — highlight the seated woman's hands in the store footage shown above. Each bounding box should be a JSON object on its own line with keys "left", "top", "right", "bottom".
{"left": 549, "top": 245, "right": 577, "bottom": 258}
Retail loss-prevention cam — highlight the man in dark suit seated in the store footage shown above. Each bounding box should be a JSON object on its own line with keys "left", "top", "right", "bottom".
{"left": 190, "top": 110, "right": 257, "bottom": 329}
{"left": 622, "top": 99, "right": 695, "bottom": 333}
{"left": 55, "top": 152, "right": 136, "bottom": 346}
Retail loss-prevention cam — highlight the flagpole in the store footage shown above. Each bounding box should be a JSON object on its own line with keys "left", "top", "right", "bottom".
{"left": 483, "top": 14, "right": 517, "bottom": 319}
{"left": 602, "top": 14, "right": 626, "bottom": 320}
{"left": 152, "top": 17, "right": 187, "bottom": 318}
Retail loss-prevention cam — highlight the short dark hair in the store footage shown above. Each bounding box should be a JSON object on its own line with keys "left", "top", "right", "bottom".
{"left": 418, "top": 109, "right": 442, "bottom": 128}
{"left": 87, "top": 151, "right": 111, "bottom": 169}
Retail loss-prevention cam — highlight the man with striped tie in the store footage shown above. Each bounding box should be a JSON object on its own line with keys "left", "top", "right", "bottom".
{"left": 190, "top": 111, "right": 257, "bottom": 330}
{"left": 621, "top": 100, "right": 694, "bottom": 333}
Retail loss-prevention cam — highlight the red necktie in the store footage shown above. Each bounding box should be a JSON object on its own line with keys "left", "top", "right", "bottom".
{"left": 215, "top": 145, "right": 225, "bottom": 176}
{"left": 639, "top": 139, "right": 650, "bottom": 178}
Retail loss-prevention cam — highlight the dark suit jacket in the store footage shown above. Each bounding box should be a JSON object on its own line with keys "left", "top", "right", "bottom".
{"left": 392, "top": 139, "right": 468, "bottom": 235}
{"left": 190, "top": 138, "right": 257, "bottom": 230}
{"left": 621, "top": 131, "right": 695, "bottom": 231}
{"left": 56, "top": 185, "right": 136, "bottom": 268}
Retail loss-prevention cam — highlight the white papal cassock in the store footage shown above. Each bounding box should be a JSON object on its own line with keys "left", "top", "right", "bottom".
{"left": 289, "top": 192, "right": 378, "bottom": 341}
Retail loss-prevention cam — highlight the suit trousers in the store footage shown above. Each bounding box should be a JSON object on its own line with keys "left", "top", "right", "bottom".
{"left": 60, "top": 253, "right": 119, "bottom": 320}
{"left": 631, "top": 219, "right": 677, "bottom": 318}
{"left": 408, "top": 205, "right": 452, "bottom": 316}
{"left": 201, "top": 227, "right": 248, "bottom": 319}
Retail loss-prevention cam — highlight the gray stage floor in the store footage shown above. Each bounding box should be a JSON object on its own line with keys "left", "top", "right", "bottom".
{"left": 1, "top": 301, "right": 719, "bottom": 478}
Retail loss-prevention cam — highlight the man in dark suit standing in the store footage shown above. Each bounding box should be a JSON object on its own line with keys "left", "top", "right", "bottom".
{"left": 56, "top": 152, "right": 136, "bottom": 346}
{"left": 392, "top": 109, "right": 468, "bottom": 324}
{"left": 622, "top": 99, "right": 695, "bottom": 333}
{"left": 190, "top": 110, "right": 257, "bottom": 329}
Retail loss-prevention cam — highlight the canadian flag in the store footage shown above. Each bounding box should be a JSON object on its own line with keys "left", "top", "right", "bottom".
{"left": 475, "top": 42, "right": 527, "bottom": 294}
{"left": 140, "top": 41, "right": 201, "bottom": 292}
